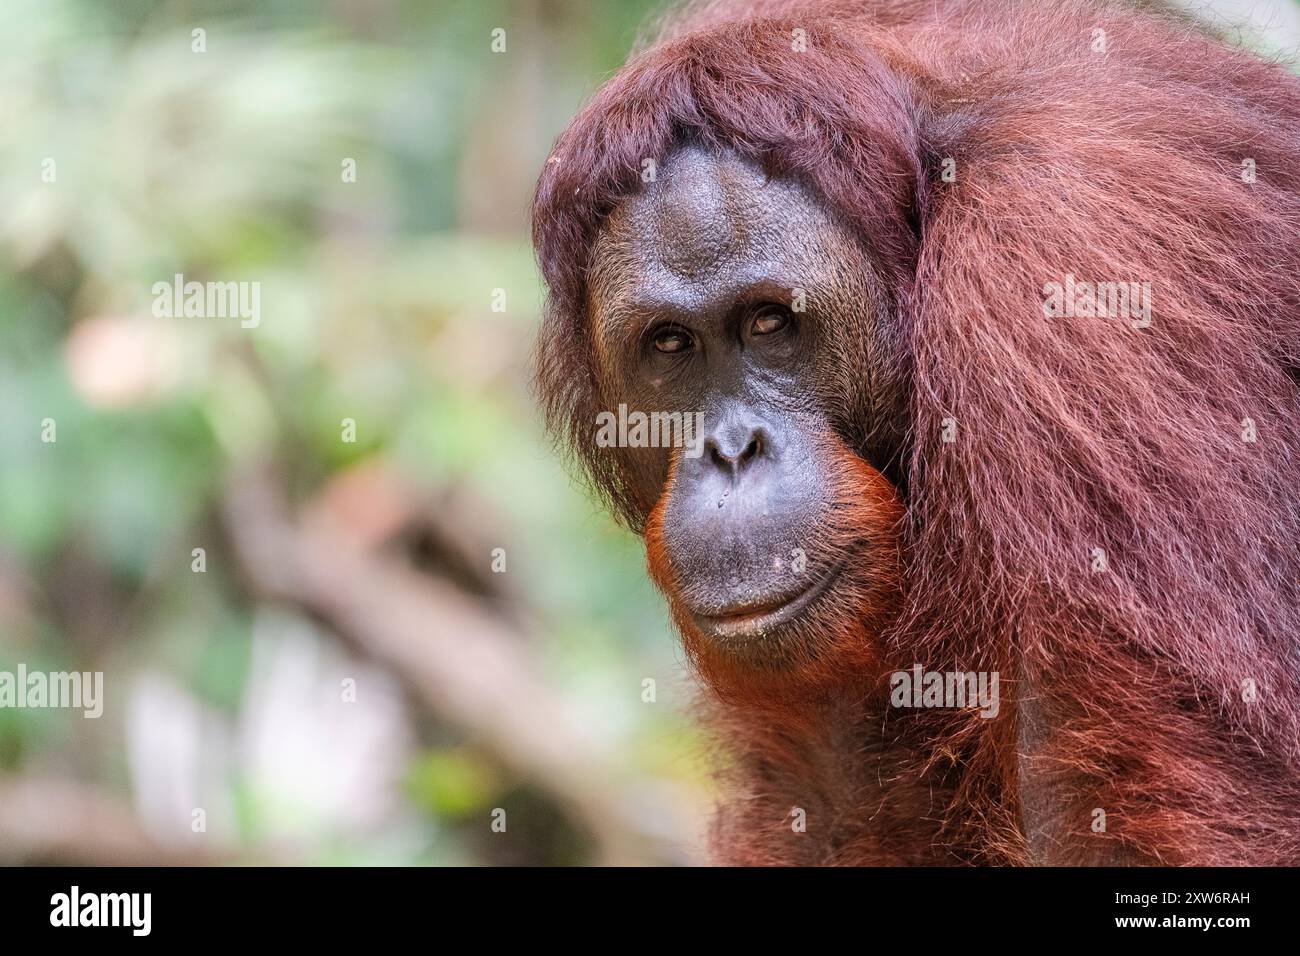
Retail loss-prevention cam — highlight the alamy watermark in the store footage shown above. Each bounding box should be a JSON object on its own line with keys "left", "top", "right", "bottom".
{"left": 595, "top": 403, "right": 704, "bottom": 457}
{"left": 0, "top": 665, "right": 103, "bottom": 718}
{"left": 152, "top": 273, "right": 260, "bottom": 328}
{"left": 1042, "top": 273, "right": 1152, "bottom": 329}
{"left": 890, "top": 665, "right": 1000, "bottom": 718}
{"left": 50, "top": 886, "right": 150, "bottom": 936}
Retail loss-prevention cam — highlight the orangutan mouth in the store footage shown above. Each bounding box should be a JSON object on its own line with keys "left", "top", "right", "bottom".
{"left": 691, "top": 562, "right": 846, "bottom": 640}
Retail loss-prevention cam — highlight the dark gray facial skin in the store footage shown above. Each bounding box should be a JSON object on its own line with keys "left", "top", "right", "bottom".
{"left": 587, "top": 145, "right": 907, "bottom": 640}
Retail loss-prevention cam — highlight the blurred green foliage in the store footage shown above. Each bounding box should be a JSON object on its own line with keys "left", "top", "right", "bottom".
{"left": 0, "top": 0, "right": 704, "bottom": 865}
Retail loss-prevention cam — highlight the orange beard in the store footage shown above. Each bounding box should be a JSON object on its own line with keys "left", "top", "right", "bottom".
{"left": 645, "top": 433, "right": 905, "bottom": 712}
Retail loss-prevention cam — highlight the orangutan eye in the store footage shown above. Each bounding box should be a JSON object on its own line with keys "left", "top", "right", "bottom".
{"left": 653, "top": 327, "right": 694, "bottom": 354}
{"left": 750, "top": 305, "right": 791, "bottom": 336}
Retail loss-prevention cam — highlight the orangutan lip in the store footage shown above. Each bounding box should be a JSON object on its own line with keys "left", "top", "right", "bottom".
{"left": 691, "top": 562, "right": 845, "bottom": 639}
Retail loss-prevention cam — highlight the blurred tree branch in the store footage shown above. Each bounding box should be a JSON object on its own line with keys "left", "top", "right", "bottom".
{"left": 221, "top": 463, "right": 703, "bottom": 865}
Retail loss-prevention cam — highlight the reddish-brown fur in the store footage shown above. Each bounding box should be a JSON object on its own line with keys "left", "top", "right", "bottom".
{"left": 534, "top": 0, "right": 1300, "bottom": 864}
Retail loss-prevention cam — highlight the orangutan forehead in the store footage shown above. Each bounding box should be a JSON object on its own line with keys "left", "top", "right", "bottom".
{"left": 588, "top": 146, "right": 845, "bottom": 344}
{"left": 603, "top": 146, "right": 760, "bottom": 278}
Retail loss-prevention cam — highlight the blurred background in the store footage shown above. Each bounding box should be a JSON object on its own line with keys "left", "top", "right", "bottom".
{"left": 1, "top": 0, "right": 1296, "bottom": 866}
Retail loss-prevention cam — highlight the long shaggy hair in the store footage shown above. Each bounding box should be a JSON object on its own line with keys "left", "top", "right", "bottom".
{"left": 533, "top": 0, "right": 1300, "bottom": 864}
